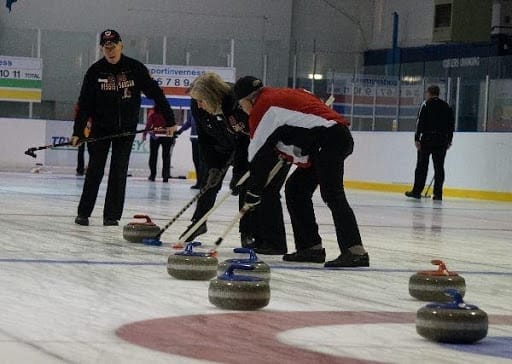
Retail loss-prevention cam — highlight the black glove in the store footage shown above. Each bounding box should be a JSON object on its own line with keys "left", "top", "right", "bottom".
{"left": 230, "top": 173, "right": 246, "bottom": 196}
{"left": 243, "top": 191, "right": 261, "bottom": 211}
{"left": 203, "top": 168, "right": 223, "bottom": 191}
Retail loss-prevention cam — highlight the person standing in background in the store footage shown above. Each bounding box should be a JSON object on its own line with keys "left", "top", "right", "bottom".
{"left": 71, "top": 29, "right": 176, "bottom": 226}
{"left": 177, "top": 108, "right": 204, "bottom": 189}
{"left": 143, "top": 106, "right": 176, "bottom": 182}
{"left": 405, "top": 85, "right": 455, "bottom": 201}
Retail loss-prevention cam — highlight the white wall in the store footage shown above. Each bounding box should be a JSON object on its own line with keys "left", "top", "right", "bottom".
{"left": 0, "top": 118, "right": 193, "bottom": 176}
{"left": 370, "top": 0, "right": 434, "bottom": 49}
{"left": 0, "top": 118, "right": 47, "bottom": 168}
{"left": 347, "top": 131, "right": 512, "bottom": 192}
{"left": 2, "top": 118, "right": 511, "bottom": 193}
{"left": 290, "top": 0, "right": 375, "bottom": 74}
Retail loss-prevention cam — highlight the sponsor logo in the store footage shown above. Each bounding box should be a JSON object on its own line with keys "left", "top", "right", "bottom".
{"left": 98, "top": 73, "right": 135, "bottom": 96}
{"left": 132, "top": 139, "right": 148, "bottom": 153}
{"left": 49, "top": 136, "right": 149, "bottom": 153}
{"left": 0, "top": 59, "right": 13, "bottom": 67}
{"left": 442, "top": 57, "right": 480, "bottom": 69}
{"left": 51, "top": 136, "right": 71, "bottom": 145}
{"left": 100, "top": 75, "right": 117, "bottom": 91}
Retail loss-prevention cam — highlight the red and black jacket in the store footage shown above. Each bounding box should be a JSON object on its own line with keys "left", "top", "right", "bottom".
{"left": 247, "top": 87, "right": 349, "bottom": 194}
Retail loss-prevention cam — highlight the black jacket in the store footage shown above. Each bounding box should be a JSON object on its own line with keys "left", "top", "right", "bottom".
{"left": 415, "top": 97, "right": 455, "bottom": 148}
{"left": 191, "top": 92, "right": 249, "bottom": 175}
{"left": 73, "top": 55, "right": 174, "bottom": 138}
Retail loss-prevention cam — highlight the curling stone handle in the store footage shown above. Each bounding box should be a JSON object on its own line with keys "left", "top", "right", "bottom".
{"left": 444, "top": 289, "right": 464, "bottom": 305}
{"left": 431, "top": 259, "right": 449, "bottom": 274}
{"left": 184, "top": 241, "right": 202, "bottom": 253}
{"left": 233, "top": 248, "right": 258, "bottom": 262}
{"left": 133, "top": 214, "right": 153, "bottom": 223}
{"left": 234, "top": 247, "right": 251, "bottom": 254}
{"left": 224, "top": 263, "right": 254, "bottom": 277}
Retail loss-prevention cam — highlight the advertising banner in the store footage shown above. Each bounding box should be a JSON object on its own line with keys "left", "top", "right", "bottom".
{"left": 0, "top": 55, "right": 43, "bottom": 103}
{"left": 143, "top": 64, "right": 236, "bottom": 109}
{"left": 326, "top": 73, "right": 431, "bottom": 119}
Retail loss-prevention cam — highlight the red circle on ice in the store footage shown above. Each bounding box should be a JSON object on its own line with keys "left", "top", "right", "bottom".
{"left": 116, "top": 311, "right": 512, "bottom": 363}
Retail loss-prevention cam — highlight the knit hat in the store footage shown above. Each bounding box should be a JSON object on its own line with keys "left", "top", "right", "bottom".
{"left": 234, "top": 76, "right": 263, "bottom": 100}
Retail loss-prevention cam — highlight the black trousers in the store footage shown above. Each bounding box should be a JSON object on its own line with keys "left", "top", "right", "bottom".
{"left": 148, "top": 137, "right": 175, "bottom": 179}
{"left": 285, "top": 124, "right": 362, "bottom": 254}
{"left": 239, "top": 157, "right": 291, "bottom": 250}
{"left": 76, "top": 143, "right": 86, "bottom": 174}
{"left": 191, "top": 155, "right": 232, "bottom": 222}
{"left": 190, "top": 138, "right": 205, "bottom": 186}
{"left": 78, "top": 134, "right": 135, "bottom": 220}
{"left": 412, "top": 146, "right": 448, "bottom": 198}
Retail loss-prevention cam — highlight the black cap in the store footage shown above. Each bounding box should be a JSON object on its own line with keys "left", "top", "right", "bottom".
{"left": 234, "top": 76, "right": 263, "bottom": 100}
{"left": 100, "top": 29, "right": 121, "bottom": 46}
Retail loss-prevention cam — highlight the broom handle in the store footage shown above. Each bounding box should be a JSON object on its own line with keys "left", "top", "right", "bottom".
{"left": 214, "top": 159, "right": 285, "bottom": 248}
{"left": 176, "top": 171, "right": 250, "bottom": 244}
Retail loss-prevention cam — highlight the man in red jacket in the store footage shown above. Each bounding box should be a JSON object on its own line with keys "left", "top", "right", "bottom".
{"left": 234, "top": 76, "right": 369, "bottom": 267}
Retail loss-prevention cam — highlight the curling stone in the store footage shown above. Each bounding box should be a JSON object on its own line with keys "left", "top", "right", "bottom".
{"left": 416, "top": 289, "right": 488, "bottom": 343}
{"left": 167, "top": 241, "right": 218, "bottom": 280}
{"left": 409, "top": 260, "right": 466, "bottom": 302}
{"left": 123, "top": 215, "right": 161, "bottom": 244}
{"left": 217, "top": 248, "right": 271, "bottom": 282}
{"left": 209, "top": 263, "right": 270, "bottom": 310}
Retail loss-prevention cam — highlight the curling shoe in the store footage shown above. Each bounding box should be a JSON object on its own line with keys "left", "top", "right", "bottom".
{"left": 254, "top": 245, "right": 287, "bottom": 255}
{"left": 405, "top": 191, "right": 421, "bottom": 199}
{"left": 240, "top": 234, "right": 257, "bottom": 249}
{"left": 283, "top": 248, "right": 325, "bottom": 263}
{"left": 74, "top": 216, "right": 89, "bottom": 226}
{"left": 324, "top": 252, "right": 369, "bottom": 268}
{"left": 103, "top": 218, "right": 119, "bottom": 226}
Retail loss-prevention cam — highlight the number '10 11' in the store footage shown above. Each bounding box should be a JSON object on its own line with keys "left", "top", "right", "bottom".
{"left": 0, "top": 70, "right": 21, "bottom": 78}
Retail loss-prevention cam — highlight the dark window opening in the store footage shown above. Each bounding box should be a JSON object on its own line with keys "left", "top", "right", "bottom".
{"left": 434, "top": 3, "right": 452, "bottom": 28}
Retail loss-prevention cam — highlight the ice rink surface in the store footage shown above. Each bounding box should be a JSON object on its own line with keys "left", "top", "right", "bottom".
{"left": 0, "top": 171, "right": 511, "bottom": 363}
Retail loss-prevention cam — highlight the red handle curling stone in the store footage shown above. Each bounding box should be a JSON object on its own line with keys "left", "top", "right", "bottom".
{"left": 409, "top": 260, "right": 466, "bottom": 301}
